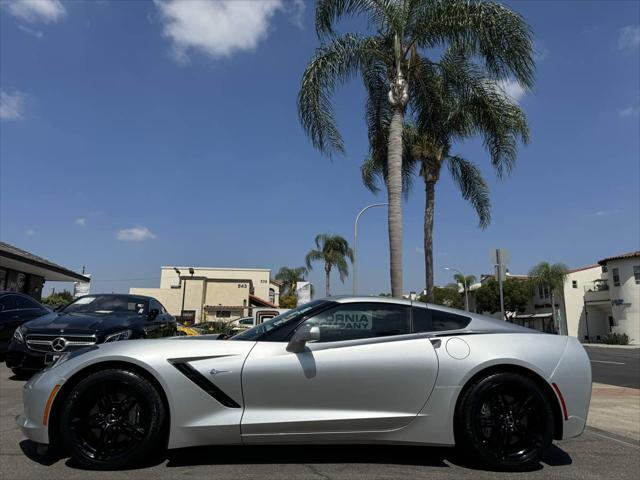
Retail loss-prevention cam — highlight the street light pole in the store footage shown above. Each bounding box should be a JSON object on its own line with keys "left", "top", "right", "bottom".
{"left": 353, "top": 203, "right": 388, "bottom": 295}
{"left": 445, "top": 267, "right": 469, "bottom": 312}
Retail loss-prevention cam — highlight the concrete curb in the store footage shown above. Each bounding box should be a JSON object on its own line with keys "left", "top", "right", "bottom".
{"left": 583, "top": 344, "right": 640, "bottom": 349}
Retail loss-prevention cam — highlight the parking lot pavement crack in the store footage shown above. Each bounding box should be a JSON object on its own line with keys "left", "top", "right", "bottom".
{"left": 304, "top": 464, "right": 333, "bottom": 480}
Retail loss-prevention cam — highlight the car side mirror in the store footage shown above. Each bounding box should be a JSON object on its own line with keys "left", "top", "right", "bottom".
{"left": 286, "top": 325, "right": 320, "bottom": 353}
{"left": 148, "top": 308, "right": 160, "bottom": 320}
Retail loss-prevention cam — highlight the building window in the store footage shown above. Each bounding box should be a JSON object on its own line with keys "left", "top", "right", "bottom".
{"left": 612, "top": 268, "right": 620, "bottom": 287}
{"left": 572, "top": 280, "right": 578, "bottom": 289}
{"left": 538, "top": 285, "right": 543, "bottom": 298}
{"left": 602, "top": 265, "right": 608, "bottom": 273}
{"left": 216, "top": 310, "right": 231, "bottom": 318}
{"left": 634, "top": 265, "right": 640, "bottom": 285}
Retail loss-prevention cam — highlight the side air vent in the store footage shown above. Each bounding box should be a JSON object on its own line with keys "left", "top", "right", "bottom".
{"left": 170, "top": 360, "right": 240, "bottom": 408}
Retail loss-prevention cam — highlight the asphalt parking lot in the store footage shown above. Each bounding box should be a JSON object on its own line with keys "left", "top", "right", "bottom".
{"left": 585, "top": 346, "right": 640, "bottom": 389}
{"left": 1, "top": 363, "right": 639, "bottom": 480}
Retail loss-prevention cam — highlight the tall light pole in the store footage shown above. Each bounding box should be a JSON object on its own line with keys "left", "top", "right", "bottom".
{"left": 445, "top": 267, "right": 469, "bottom": 312}
{"left": 353, "top": 203, "right": 388, "bottom": 295}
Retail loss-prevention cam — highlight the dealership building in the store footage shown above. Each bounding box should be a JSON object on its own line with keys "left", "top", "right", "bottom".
{"left": 130, "top": 266, "right": 281, "bottom": 323}
{"left": 0, "top": 241, "right": 90, "bottom": 300}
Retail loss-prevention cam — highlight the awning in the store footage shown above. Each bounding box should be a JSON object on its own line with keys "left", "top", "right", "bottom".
{"left": 0, "top": 242, "right": 90, "bottom": 283}
{"left": 249, "top": 294, "right": 277, "bottom": 308}
{"left": 512, "top": 313, "right": 553, "bottom": 320}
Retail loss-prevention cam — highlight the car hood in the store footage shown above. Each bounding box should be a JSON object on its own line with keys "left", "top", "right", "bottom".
{"left": 23, "top": 312, "right": 140, "bottom": 333}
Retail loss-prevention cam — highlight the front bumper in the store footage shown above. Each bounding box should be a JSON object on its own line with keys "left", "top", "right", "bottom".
{"left": 16, "top": 370, "right": 65, "bottom": 445}
{"left": 6, "top": 341, "right": 47, "bottom": 371}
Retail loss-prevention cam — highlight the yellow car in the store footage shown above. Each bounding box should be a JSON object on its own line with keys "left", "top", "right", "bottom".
{"left": 176, "top": 323, "right": 200, "bottom": 336}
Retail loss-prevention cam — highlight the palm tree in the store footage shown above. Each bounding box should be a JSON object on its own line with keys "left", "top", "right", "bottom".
{"left": 275, "top": 266, "right": 309, "bottom": 297}
{"left": 298, "top": 0, "right": 534, "bottom": 297}
{"left": 528, "top": 262, "right": 569, "bottom": 334}
{"left": 363, "top": 48, "right": 529, "bottom": 301}
{"left": 305, "top": 234, "right": 354, "bottom": 297}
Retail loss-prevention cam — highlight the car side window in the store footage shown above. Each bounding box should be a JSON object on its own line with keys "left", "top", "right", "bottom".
{"left": 15, "top": 295, "right": 42, "bottom": 310}
{"left": 302, "top": 302, "right": 410, "bottom": 342}
{"left": 0, "top": 295, "right": 16, "bottom": 312}
{"left": 412, "top": 307, "right": 471, "bottom": 332}
{"left": 150, "top": 299, "right": 162, "bottom": 313}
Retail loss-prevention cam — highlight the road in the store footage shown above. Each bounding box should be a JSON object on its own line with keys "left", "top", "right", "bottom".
{"left": 585, "top": 346, "right": 640, "bottom": 389}
{"left": 1, "top": 363, "right": 639, "bottom": 480}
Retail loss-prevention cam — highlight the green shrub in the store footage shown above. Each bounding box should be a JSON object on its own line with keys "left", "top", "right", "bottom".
{"left": 604, "top": 333, "right": 630, "bottom": 345}
{"left": 197, "top": 321, "right": 235, "bottom": 335}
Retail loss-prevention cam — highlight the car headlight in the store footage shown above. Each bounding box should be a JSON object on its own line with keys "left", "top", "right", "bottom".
{"left": 13, "top": 326, "right": 26, "bottom": 344}
{"left": 103, "top": 329, "right": 132, "bottom": 343}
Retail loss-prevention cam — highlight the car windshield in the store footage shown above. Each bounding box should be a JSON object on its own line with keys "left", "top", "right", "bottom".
{"left": 62, "top": 295, "right": 148, "bottom": 315}
{"left": 232, "top": 300, "right": 328, "bottom": 341}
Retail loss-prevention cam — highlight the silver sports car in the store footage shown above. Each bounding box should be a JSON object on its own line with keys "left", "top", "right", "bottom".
{"left": 17, "top": 297, "right": 591, "bottom": 470}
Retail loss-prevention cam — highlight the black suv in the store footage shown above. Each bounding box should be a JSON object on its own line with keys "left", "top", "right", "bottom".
{"left": 6, "top": 294, "right": 176, "bottom": 375}
{"left": 0, "top": 292, "right": 50, "bottom": 355}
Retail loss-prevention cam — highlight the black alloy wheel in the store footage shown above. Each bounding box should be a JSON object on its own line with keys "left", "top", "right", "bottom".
{"left": 456, "top": 372, "right": 554, "bottom": 470}
{"left": 59, "top": 369, "right": 165, "bottom": 470}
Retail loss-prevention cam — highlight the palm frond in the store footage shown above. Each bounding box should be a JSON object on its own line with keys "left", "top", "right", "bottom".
{"left": 446, "top": 155, "right": 491, "bottom": 228}
{"left": 298, "top": 34, "right": 385, "bottom": 157}
{"left": 315, "top": 0, "right": 400, "bottom": 39}
{"left": 411, "top": 0, "right": 535, "bottom": 89}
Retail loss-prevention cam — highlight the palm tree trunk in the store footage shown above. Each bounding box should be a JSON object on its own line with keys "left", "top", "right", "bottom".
{"left": 387, "top": 105, "right": 404, "bottom": 298}
{"left": 424, "top": 178, "right": 436, "bottom": 302}
{"left": 325, "top": 264, "right": 331, "bottom": 297}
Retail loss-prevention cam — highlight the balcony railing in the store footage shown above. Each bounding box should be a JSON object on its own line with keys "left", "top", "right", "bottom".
{"left": 585, "top": 279, "right": 609, "bottom": 293}
{"left": 584, "top": 279, "right": 610, "bottom": 303}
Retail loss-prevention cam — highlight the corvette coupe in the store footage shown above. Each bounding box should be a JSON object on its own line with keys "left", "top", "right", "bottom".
{"left": 17, "top": 297, "right": 591, "bottom": 470}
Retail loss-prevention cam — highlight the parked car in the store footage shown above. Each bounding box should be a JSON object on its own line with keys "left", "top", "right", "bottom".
{"left": 176, "top": 322, "right": 200, "bottom": 336}
{"left": 6, "top": 294, "right": 176, "bottom": 375}
{"left": 0, "top": 292, "right": 49, "bottom": 355}
{"left": 17, "top": 297, "right": 591, "bottom": 471}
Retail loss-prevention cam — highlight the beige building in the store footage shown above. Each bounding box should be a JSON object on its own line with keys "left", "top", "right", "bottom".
{"left": 130, "top": 266, "right": 280, "bottom": 323}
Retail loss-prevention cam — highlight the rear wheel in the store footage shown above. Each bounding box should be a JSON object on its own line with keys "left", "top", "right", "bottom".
{"left": 456, "top": 372, "right": 554, "bottom": 470}
{"left": 59, "top": 369, "right": 165, "bottom": 470}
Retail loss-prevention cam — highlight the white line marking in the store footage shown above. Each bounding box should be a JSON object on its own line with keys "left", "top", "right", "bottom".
{"left": 587, "top": 429, "right": 640, "bottom": 448}
{"left": 590, "top": 360, "right": 626, "bottom": 365}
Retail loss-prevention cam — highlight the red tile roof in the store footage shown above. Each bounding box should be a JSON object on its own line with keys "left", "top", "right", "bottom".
{"left": 598, "top": 251, "right": 640, "bottom": 265}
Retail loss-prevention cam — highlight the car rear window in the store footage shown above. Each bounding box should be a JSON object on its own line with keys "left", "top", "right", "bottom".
{"left": 412, "top": 307, "right": 471, "bottom": 333}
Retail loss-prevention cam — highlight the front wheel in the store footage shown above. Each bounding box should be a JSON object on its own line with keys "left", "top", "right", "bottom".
{"left": 59, "top": 369, "right": 165, "bottom": 470}
{"left": 455, "top": 372, "right": 554, "bottom": 471}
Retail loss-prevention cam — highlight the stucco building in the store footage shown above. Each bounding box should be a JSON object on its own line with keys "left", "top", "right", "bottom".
{"left": 130, "top": 266, "right": 280, "bottom": 323}
{"left": 468, "top": 251, "right": 640, "bottom": 344}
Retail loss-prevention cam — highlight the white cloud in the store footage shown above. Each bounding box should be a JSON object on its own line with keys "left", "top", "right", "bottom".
{"left": 0, "top": 90, "right": 30, "bottom": 120}
{"left": 25, "top": 228, "right": 35, "bottom": 236}
{"left": 4, "top": 0, "right": 66, "bottom": 24}
{"left": 154, "top": 0, "right": 284, "bottom": 62}
{"left": 497, "top": 79, "right": 526, "bottom": 103}
{"left": 75, "top": 218, "right": 87, "bottom": 226}
{"left": 619, "top": 102, "right": 640, "bottom": 118}
{"left": 618, "top": 25, "right": 640, "bottom": 50}
{"left": 116, "top": 226, "right": 156, "bottom": 241}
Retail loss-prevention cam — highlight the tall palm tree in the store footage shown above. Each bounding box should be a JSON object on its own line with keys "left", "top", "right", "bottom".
{"left": 528, "top": 262, "right": 569, "bottom": 334}
{"left": 363, "top": 48, "right": 529, "bottom": 301}
{"left": 275, "top": 266, "right": 309, "bottom": 297}
{"left": 298, "top": 0, "right": 534, "bottom": 297}
{"left": 305, "top": 234, "right": 354, "bottom": 297}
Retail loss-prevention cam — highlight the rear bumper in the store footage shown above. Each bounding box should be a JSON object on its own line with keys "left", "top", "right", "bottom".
{"left": 549, "top": 338, "right": 592, "bottom": 439}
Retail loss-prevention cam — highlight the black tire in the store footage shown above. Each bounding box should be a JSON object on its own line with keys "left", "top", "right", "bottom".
{"left": 455, "top": 372, "right": 554, "bottom": 471}
{"left": 59, "top": 369, "right": 165, "bottom": 470}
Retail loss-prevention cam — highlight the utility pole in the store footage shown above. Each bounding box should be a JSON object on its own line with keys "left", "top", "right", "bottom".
{"left": 496, "top": 248, "right": 506, "bottom": 321}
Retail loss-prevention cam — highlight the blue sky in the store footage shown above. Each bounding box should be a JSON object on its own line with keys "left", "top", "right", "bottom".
{"left": 1, "top": 0, "right": 639, "bottom": 297}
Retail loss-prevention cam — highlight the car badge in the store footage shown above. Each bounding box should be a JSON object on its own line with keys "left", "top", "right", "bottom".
{"left": 209, "top": 369, "right": 229, "bottom": 377}
{"left": 52, "top": 337, "right": 67, "bottom": 352}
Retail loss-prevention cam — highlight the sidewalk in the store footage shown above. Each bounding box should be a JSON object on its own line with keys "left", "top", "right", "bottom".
{"left": 588, "top": 383, "right": 640, "bottom": 442}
